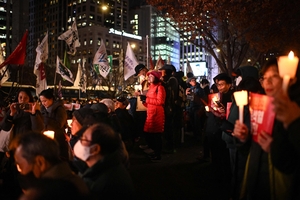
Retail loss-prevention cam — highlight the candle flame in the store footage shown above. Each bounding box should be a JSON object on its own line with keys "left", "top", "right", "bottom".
{"left": 288, "top": 51, "right": 294, "bottom": 59}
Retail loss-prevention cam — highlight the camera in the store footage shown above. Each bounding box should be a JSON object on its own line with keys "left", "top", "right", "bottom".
{"left": 15, "top": 103, "right": 32, "bottom": 111}
{"left": 214, "top": 101, "right": 224, "bottom": 109}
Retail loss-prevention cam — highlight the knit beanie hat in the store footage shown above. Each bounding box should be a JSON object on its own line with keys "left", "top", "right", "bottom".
{"left": 90, "top": 102, "right": 109, "bottom": 114}
{"left": 146, "top": 70, "right": 162, "bottom": 80}
{"left": 72, "top": 108, "right": 93, "bottom": 125}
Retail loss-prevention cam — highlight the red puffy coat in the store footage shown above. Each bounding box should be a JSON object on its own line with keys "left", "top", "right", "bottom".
{"left": 143, "top": 82, "right": 166, "bottom": 133}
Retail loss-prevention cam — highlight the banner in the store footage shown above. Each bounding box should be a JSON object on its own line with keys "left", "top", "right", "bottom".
{"left": 124, "top": 42, "right": 139, "bottom": 80}
{"left": 93, "top": 39, "right": 110, "bottom": 78}
{"left": 249, "top": 93, "right": 275, "bottom": 142}
{"left": 56, "top": 56, "right": 74, "bottom": 84}
{"left": 0, "top": 30, "right": 28, "bottom": 70}
{"left": 58, "top": 20, "right": 80, "bottom": 55}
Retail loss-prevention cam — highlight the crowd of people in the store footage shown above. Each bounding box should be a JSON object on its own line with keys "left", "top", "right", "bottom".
{"left": 0, "top": 59, "right": 299, "bottom": 199}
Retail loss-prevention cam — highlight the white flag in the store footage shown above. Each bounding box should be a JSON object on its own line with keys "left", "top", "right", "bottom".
{"left": 93, "top": 39, "right": 110, "bottom": 78}
{"left": 58, "top": 20, "right": 80, "bottom": 55}
{"left": 124, "top": 42, "right": 139, "bottom": 80}
{"left": 35, "top": 32, "right": 48, "bottom": 68}
{"left": 74, "top": 62, "right": 82, "bottom": 87}
{"left": 186, "top": 59, "right": 194, "bottom": 76}
{"left": 73, "top": 58, "right": 87, "bottom": 92}
{"left": 0, "top": 47, "right": 9, "bottom": 85}
{"left": 56, "top": 56, "right": 74, "bottom": 84}
{"left": 34, "top": 33, "right": 48, "bottom": 96}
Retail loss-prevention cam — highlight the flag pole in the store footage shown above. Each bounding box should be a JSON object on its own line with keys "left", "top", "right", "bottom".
{"left": 146, "top": 35, "right": 149, "bottom": 70}
{"left": 54, "top": 64, "right": 57, "bottom": 95}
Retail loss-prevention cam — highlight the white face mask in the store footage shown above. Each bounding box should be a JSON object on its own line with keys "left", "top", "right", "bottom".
{"left": 235, "top": 76, "right": 242, "bottom": 86}
{"left": 139, "top": 75, "right": 146, "bottom": 84}
{"left": 73, "top": 140, "right": 94, "bottom": 161}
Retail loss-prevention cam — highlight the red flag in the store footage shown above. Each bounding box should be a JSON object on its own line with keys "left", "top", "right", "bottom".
{"left": 0, "top": 30, "right": 28, "bottom": 70}
{"left": 149, "top": 56, "right": 155, "bottom": 70}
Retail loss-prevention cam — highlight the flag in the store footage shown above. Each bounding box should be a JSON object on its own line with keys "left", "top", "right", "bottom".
{"left": 34, "top": 33, "right": 48, "bottom": 96}
{"left": 63, "top": 50, "right": 71, "bottom": 69}
{"left": 186, "top": 59, "right": 193, "bottom": 75}
{"left": 0, "top": 30, "right": 28, "bottom": 70}
{"left": 167, "top": 55, "right": 171, "bottom": 64}
{"left": 155, "top": 54, "right": 164, "bottom": 70}
{"left": 73, "top": 62, "right": 81, "bottom": 88}
{"left": 57, "top": 80, "right": 62, "bottom": 99}
{"left": 58, "top": 20, "right": 80, "bottom": 55}
{"left": 124, "top": 42, "right": 139, "bottom": 80}
{"left": 0, "top": 47, "right": 9, "bottom": 85}
{"left": 56, "top": 56, "right": 74, "bottom": 84}
{"left": 73, "top": 58, "right": 87, "bottom": 92}
{"left": 93, "top": 39, "right": 110, "bottom": 78}
{"left": 35, "top": 32, "right": 48, "bottom": 66}
{"left": 149, "top": 56, "right": 155, "bottom": 70}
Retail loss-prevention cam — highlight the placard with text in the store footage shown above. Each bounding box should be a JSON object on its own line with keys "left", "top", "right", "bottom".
{"left": 249, "top": 93, "right": 275, "bottom": 142}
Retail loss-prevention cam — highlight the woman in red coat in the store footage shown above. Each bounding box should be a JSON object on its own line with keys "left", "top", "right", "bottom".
{"left": 143, "top": 70, "right": 166, "bottom": 160}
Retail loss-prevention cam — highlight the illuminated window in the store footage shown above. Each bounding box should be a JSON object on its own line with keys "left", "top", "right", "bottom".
{"left": 82, "top": 22, "right": 86, "bottom": 26}
{"left": 90, "top": 39, "right": 93, "bottom": 44}
{"left": 84, "top": 40, "right": 87, "bottom": 45}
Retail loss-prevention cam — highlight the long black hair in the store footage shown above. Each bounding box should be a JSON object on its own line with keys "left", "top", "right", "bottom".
{"left": 14, "top": 88, "right": 34, "bottom": 103}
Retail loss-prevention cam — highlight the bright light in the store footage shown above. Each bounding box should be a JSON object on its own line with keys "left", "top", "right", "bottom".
{"left": 102, "top": 5, "right": 108, "bottom": 11}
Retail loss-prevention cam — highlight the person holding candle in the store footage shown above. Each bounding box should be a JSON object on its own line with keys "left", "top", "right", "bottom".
{"left": 270, "top": 62, "right": 300, "bottom": 199}
{"left": 39, "top": 89, "right": 69, "bottom": 162}
{"left": 232, "top": 58, "right": 292, "bottom": 200}
{"left": 204, "top": 73, "right": 234, "bottom": 181}
{"left": 221, "top": 67, "right": 262, "bottom": 200}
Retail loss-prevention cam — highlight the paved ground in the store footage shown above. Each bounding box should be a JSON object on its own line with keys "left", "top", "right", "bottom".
{"left": 128, "top": 134, "right": 231, "bottom": 200}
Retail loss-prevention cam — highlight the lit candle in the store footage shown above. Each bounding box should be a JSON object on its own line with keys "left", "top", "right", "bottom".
{"left": 43, "top": 130, "right": 55, "bottom": 139}
{"left": 278, "top": 51, "right": 299, "bottom": 92}
{"left": 67, "top": 119, "right": 72, "bottom": 127}
{"left": 233, "top": 90, "right": 248, "bottom": 123}
{"left": 205, "top": 106, "right": 209, "bottom": 112}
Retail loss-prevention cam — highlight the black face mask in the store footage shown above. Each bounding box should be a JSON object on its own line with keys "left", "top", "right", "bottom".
{"left": 18, "top": 171, "right": 39, "bottom": 190}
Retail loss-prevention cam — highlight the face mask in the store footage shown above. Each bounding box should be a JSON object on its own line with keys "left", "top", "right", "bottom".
{"left": 139, "top": 75, "right": 146, "bottom": 84}
{"left": 236, "top": 76, "right": 242, "bottom": 86}
{"left": 73, "top": 140, "right": 93, "bottom": 161}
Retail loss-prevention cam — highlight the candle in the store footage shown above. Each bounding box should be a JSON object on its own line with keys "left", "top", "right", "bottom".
{"left": 43, "top": 130, "right": 55, "bottom": 139}
{"left": 205, "top": 106, "right": 209, "bottom": 112}
{"left": 67, "top": 119, "right": 72, "bottom": 127}
{"left": 278, "top": 51, "right": 299, "bottom": 92}
{"left": 233, "top": 90, "right": 248, "bottom": 123}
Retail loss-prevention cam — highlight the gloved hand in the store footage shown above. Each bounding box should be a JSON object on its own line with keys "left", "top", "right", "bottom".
{"left": 139, "top": 95, "right": 146, "bottom": 102}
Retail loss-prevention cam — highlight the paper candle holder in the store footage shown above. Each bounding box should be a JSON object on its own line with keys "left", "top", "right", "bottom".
{"left": 233, "top": 90, "right": 248, "bottom": 123}
{"left": 278, "top": 51, "right": 299, "bottom": 92}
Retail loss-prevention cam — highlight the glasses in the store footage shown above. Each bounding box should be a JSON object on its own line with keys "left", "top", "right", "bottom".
{"left": 217, "top": 83, "right": 226, "bottom": 87}
{"left": 261, "top": 74, "right": 281, "bottom": 82}
{"left": 79, "top": 137, "right": 93, "bottom": 144}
